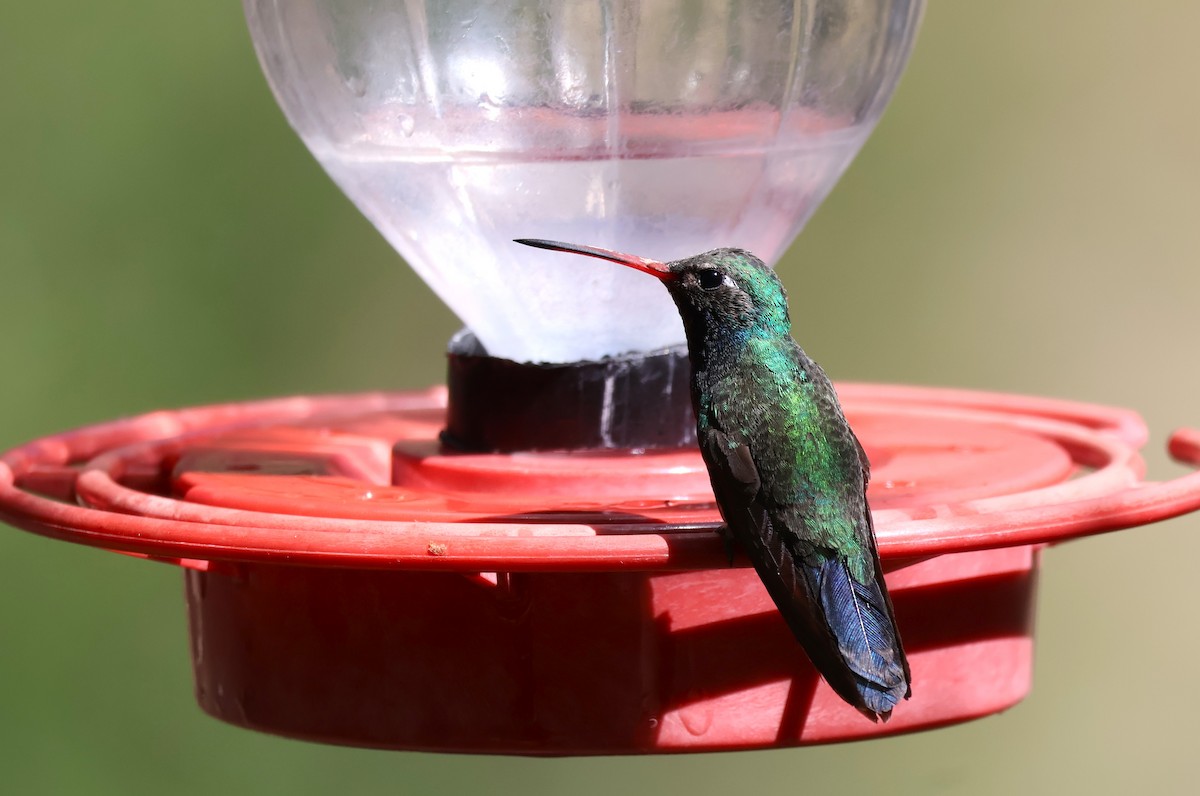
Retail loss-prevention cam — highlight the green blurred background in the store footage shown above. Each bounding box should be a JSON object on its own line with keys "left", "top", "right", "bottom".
{"left": 2, "top": 2, "right": 1198, "bottom": 793}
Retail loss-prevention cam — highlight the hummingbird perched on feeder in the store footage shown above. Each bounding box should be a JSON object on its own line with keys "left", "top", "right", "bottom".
{"left": 515, "top": 239, "right": 911, "bottom": 720}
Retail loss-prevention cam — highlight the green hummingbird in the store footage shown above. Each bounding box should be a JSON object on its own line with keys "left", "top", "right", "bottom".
{"left": 515, "top": 238, "right": 911, "bottom": 720}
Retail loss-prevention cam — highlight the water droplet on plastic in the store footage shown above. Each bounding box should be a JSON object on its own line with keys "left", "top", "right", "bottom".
{"left": 611, "top": 499, "right": 665, "bottom": 510}
{"left": 345, "top": 71, "right": 366, "bottom": 97}
{"left": 679, "top": 707, "right": 713, "bottom": 736}
{"left": 665, "top": 498, "right": 716, "bottom": 510}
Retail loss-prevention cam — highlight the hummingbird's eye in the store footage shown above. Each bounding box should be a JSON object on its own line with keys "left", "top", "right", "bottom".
{"left": 696, "top": 268, "right": 724, "bottom": 291}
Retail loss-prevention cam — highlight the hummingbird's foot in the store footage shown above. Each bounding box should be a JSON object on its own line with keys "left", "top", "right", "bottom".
{"left": 717, "top": 524, "right": 737, "bottom": 566}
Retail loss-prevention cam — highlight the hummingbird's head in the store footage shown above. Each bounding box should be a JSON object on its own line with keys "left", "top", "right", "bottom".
{"left": 662, "top": 248, "right": 790, "bottom": 337}
{"left": 515, "top": 239, "right": 790, "bottom": 343}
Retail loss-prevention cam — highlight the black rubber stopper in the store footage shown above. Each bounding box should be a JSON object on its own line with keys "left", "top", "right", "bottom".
{"left": 442, "top": 330, "right": 697, "bottom": 452}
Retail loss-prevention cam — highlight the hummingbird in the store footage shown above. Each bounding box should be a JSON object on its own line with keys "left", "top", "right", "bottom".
{"left": 515, "top": 238, "right": 911, "bottom": 720}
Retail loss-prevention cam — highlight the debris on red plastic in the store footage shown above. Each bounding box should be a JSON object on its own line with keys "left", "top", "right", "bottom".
{"left": 2, "top": 384, "right": 1198, "bottom": 753}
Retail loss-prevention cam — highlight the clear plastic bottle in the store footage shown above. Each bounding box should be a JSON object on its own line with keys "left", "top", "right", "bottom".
{"left": 245, "top": 0, "right": 924, "bottom": 362}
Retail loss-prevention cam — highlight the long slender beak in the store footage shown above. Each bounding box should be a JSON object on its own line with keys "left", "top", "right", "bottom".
{"left": 515, "top": 238, "right": 672, "bottom": 279}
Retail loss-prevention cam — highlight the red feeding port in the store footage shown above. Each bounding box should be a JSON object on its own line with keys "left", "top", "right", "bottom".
{"left": 3, "top": 384, "right": 1200, "bottom": 753}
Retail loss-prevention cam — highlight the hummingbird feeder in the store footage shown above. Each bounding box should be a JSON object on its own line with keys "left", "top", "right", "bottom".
{"left": 4, "top": 0, "right": 1200, "bottom": 755}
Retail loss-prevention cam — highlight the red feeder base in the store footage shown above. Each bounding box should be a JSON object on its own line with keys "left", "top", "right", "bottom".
{"left": 3, "top": 384, "right": 1200, "bottom": 753}
{"left": 188, "top": 548, "right": 1034, "bottom": 752}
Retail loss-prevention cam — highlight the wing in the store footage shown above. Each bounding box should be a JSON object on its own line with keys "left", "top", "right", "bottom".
{"left": 699, "top": 418, "right": 911, "bottom": 719}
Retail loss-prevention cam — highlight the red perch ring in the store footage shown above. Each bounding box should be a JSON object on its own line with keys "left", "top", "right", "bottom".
{"left": 3, "top": 383, "right": 1200, "bottom": 753}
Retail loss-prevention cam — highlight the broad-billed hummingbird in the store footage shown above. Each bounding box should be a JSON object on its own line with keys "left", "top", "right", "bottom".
{"left": 515, "top": 239, "right": 911, "bottom": 720}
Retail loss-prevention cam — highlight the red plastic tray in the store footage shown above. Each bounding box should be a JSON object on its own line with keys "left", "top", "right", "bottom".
{"left": 3, "top": 384, "right": 1198, "bottom": 753}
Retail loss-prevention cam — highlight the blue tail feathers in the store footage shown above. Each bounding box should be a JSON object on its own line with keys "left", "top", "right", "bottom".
{"left": 808, "top": 555, "right": 910, "bottom": 716}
